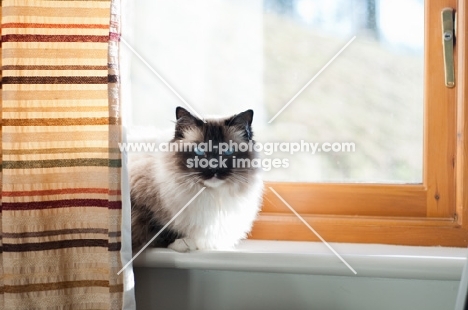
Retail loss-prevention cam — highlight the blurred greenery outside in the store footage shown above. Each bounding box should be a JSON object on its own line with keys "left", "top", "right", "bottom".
{"left": 128, "top": 0, "right": 424, "bottom": 183}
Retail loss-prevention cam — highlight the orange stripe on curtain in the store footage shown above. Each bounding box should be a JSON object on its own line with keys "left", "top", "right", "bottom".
{"left": 0, "top": 0, "right": 124, "bottom": 309}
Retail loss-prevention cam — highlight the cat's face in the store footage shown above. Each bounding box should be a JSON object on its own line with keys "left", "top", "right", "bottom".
{"left": 170, "top": 107, "right": 259, "bottom": 188}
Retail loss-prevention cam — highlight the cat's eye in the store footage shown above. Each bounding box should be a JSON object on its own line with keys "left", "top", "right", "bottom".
{"left": 194, "top": 147, "right": 205, "bottom": 156}
{"left": 223, "top": 149, "right": 234, "bottom": 156}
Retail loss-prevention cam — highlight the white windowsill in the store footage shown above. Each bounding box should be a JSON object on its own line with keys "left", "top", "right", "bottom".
{"left": 133, "top": 240, "right": 467, "bottom": 281}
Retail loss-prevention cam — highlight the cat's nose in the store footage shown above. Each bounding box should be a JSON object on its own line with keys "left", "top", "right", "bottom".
{"left": 208, "top": 168, "right": 219, "bottom": 178}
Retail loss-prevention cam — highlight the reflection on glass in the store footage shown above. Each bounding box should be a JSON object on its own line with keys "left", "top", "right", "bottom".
{"left": 261, "top": 0, "right": 423, "bottom": 183}
{"left": 129, "top": 0, "right": 424, "bottom": 183}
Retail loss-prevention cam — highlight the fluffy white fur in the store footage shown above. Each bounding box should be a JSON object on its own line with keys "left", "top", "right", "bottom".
{"left": 128, "top": 126, "right": 264, "bottom": 252}
{"left": 129, "top": 152, "right": 263, "bottom": 251}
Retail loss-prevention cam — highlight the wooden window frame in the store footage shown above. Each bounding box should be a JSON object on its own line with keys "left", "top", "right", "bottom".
{"left": 250, "top": 0, "right": 468, "bottom": 247}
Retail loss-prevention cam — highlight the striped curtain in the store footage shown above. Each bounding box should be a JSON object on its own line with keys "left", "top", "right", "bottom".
{"left": 0, "top": 0, "right": 125, "bottom": 309}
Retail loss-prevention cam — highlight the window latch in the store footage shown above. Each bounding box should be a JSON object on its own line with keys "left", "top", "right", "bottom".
{"left": 441, "top": 8, "right": 455, "bottom": 88}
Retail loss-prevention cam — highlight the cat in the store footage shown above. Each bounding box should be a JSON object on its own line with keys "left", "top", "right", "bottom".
{"left": 129, "top": 106, "right": 263, "bottom": 252}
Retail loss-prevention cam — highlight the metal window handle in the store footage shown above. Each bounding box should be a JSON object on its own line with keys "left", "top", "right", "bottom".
{"left": 441, "top": 8, "right": 455, "bottom": 88}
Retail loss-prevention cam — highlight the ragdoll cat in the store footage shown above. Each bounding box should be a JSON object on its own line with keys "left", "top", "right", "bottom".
{"left": 129, "top": 107, "right": 263, "bottom": 252}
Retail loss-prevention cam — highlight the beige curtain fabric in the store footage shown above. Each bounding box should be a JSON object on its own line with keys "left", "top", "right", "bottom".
{"left": 0, "top": 0, "right": 124, "bottom": 308}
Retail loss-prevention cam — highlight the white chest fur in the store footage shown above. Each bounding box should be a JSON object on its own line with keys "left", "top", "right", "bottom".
{"left": 160, "top": 175, "right": 263, "bottom": 250}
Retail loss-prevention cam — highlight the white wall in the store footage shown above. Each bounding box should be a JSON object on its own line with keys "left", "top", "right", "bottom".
{"left": 132, "top": 241, "right": 466, "bottom": 310}
{"left": 134, "top": 267, "right": 459, "bottom": 310}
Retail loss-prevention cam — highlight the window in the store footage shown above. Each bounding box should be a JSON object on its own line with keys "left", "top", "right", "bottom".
{"left": 125, "top": 0, "right": 468, "bottom": 246}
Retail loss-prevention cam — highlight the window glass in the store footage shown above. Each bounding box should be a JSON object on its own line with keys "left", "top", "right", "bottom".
{"left": 128, "top": 0, "right": 424, "bottom": 183}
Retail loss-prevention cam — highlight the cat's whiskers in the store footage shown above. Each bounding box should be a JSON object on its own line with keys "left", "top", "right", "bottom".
{"left": 157, "top": 173, "right": 201, "bottom": 196}
{"left": 229, "top": 172, "right": 248, "bottom": 180}
{"left": 227, "top": 174, "right": 249, "bottom": 185}
{"left": 177, "top": 174, "right": 204, "bottom": 190}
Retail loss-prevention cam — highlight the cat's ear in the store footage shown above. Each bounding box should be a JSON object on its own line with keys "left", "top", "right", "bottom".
{"left": 227, "top": 109, "right": 254, "bottom": 140}
{"left": 175, "top": 107, "right": 203, "bottom": 124}
{"left": 231, "top": 109, "right": 253, "bottom": 126}
{"left": 176, "top": 107, "right": 192, "bottom": 120}
{"left": 175, "top": 107, "right": 203, "bottom": 139}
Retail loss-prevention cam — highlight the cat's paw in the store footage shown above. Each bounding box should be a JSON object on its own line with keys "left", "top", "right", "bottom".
{"left": 168, "top": 238, "right": 198, "bottom": 253}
